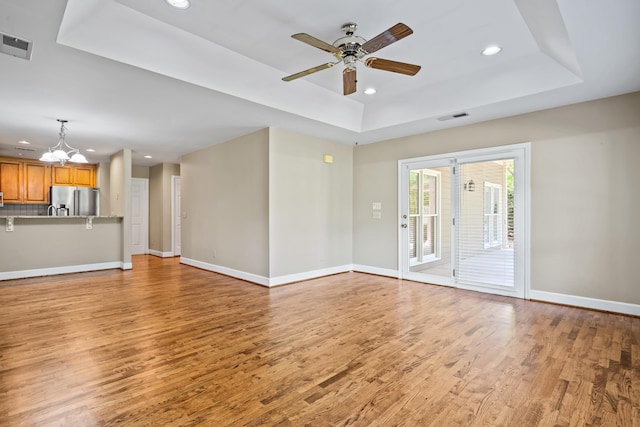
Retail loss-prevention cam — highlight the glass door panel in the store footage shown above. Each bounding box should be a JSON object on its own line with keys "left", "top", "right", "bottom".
{"left": 457, "top": 160, "right": 514, "bottom": 288}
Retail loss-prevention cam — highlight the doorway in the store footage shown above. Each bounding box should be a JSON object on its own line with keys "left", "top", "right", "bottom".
{"left": 399, "top": 143, "right": 529, "bottom": 298}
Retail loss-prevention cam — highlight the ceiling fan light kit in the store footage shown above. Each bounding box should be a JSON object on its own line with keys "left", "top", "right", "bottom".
{"left": 283, "top": 22, "right": 421, "bottom": 95}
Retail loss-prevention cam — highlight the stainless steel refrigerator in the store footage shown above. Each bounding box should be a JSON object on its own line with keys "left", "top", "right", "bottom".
{"left": 50, "top": 186, "right": 100, "bottom": 216}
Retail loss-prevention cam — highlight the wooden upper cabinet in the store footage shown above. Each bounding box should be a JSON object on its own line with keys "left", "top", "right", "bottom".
{"left": 0, "top": 156, "right": 96, "bottom": 204}
{"left": 51, "top": 164, "right": 96, "bottom": 187}
{"left": 0, "top": 160, "right": 22, "bottom": 203}
{"left": 0, "top": 158, "right": 53, "bottom": 204}
{"left": 24, "top": 162, "right": 50, "bottom": 203}
{"left": 73, "top": 165, "right": 96, "bottom": 187}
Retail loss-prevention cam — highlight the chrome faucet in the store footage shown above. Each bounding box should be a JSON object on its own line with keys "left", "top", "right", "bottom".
{"left": 47, "top": 205, "right": 56, "bottom": 216}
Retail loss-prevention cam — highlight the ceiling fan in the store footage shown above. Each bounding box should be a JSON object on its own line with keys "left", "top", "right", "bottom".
{"left": 282, "top": 22, "right": 421, "bottom": 96}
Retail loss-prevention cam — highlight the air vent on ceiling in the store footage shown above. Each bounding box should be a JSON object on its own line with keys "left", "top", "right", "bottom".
{"left": 1, "top": 32, "right": 33, "bottom": 60}
{"left": 14, "top": 146, "right": 36, "bottom": 152}
{"left": 437, "top": 112, "right": 469, "bottom": 121}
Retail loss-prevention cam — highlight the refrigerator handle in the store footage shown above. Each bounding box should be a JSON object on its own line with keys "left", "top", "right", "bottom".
{"left": 74, "top": 189, "right": 80, "bottom": 216}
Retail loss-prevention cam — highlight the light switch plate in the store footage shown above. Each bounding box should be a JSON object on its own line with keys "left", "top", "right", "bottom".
{"left": 373, "top": 211, "right": 382, "bottom": 220}
{"left": 372, "top": 202, "right": 382, "bottom": 210}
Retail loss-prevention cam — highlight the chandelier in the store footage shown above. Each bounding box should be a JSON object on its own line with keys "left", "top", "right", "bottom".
{"left": 39, "top": 119, "right": 88, "bottom": 166}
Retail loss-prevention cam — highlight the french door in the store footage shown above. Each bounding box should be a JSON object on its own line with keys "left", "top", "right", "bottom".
{"left": 399, "top": 144, "right": 529, "bottom": 299}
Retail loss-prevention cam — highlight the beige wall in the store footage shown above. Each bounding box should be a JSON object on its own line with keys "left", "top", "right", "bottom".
{"left": 149, "top": 163, "right": 180, "bottom": 253}
{"left": 268, "top": 128, "right": 353, "bottom": 276}
{"left": 181, "top": 129, "right": 270, "bottom": 277}
{"left": 162, "top": 163, "right": 180, "bottom": 252}
{"left": 96, "top": 162, "right": 110, "bottom": 217}
{"left": 132, "top": 165, "right": 149, "bottom": 179}
{"left": 149, "top": 164, "right": 162, "bottom": 252}
{"left": 354, "top": 92, "right": 640, "bottom": 304}
{"left": 110, "top": 150, "right": 132, "bottom": 265}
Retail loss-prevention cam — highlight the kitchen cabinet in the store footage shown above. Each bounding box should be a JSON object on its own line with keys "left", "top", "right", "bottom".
{"left": 51, "top": 164, "right": 96, "bottom": 187}
{"left": 24, "top": 162, "right": 50, "bottom": 203}
{"left": 0, "top": 157, "right": 51, "bottom": 204}
{"left": 0, "top": 160, "right": 22, "bottom": 203}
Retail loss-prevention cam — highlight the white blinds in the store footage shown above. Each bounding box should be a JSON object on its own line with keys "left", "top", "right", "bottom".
{"left": 456, "top": 159, "right": 515, "bottom": 288}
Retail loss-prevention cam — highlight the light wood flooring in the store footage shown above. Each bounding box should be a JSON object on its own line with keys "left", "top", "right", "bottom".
{"left": 0, "top": 256, "right": 638, "bottom": 426}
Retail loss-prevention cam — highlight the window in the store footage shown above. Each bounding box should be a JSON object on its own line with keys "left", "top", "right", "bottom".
{"left": 409, "top": 169, "right": 441, "bottom": 265}
{"left": 483, "top": 182, "right": 502, "bottom": 248}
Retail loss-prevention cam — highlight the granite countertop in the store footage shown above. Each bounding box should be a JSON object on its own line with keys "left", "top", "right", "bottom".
{"left": 0, "top": 215, "right": 123, "bottom": 219}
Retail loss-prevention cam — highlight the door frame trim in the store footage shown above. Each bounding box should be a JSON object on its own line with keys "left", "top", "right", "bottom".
{"left": 397, "top": 142, "right": 531, "bottom": 299}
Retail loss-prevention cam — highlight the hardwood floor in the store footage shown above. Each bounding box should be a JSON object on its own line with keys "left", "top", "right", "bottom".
{"left": 0, "top": 256, "right": 638, "bottom": 426}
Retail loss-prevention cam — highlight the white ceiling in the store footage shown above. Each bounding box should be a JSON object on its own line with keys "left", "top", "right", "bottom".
{"left": 0, "top": 0, "right": 638, "bottom": 166}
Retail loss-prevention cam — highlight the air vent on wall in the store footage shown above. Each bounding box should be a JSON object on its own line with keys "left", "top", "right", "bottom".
{"left": 437, "top": 112, "right": 469, "bottom": 121}
{"left": 1, "top": 32, "right": 33, "bottom": 60}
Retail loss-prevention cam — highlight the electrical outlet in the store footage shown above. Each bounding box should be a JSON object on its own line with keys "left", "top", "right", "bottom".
{"left": 6, "top": 217, "right": 14, "bottom": 232}
{"left": 86, "top": 217, "right": 93, "bottom": 230}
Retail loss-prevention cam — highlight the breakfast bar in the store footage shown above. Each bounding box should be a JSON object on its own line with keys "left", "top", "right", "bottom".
{"left": 0, "top": 215, "right": 126, "bottom": 280}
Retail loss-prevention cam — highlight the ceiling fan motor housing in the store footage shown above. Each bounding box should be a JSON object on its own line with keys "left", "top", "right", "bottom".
{"left": 333, "top": 31, "right": 367, "bottom": 65}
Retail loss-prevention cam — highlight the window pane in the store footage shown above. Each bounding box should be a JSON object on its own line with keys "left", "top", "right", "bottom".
{"left": 484, "top": 185, "right": 491, "bottom": 214}
{"left": 409, "top": 171, "right": 419, "bottom": 215}
{"left": 459, "top": 161, "right": 513, "bottom": 287}
{"left": 422, "top": 173, "right": 437, "bottom": 214}
{"left": 423, "top": 216, "right": 435, "bottom": 256}
{"left": 409, "top": 216, "right": 417, "bottom": 258}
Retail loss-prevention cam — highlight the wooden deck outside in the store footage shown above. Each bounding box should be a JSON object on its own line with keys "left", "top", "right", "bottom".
{"left": 0, "top": 255, "right": 638, "bottom": 426}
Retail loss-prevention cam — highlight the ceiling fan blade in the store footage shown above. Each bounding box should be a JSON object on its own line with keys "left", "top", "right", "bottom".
{"left": 361, "top": 23, "right": 413, "bottom": 55}
{"left": 292, "top": 33, "right": 341, "bottom": 55}
{"left": 282, "top": 62, "right": 337, "bottom": 82}
{"left": 364, "top": 58, "right": 421, "bottom": 76}
{"left": 343, "top": 68, "right": 357, "bottom": 95}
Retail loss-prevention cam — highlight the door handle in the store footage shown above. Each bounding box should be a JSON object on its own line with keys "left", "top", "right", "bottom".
{"left": 401, "top": 224, "right": 407, "bottom": 228}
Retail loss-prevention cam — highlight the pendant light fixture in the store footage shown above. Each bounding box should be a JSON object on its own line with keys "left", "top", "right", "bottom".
{"left": 39, "top": 119, "right": 88, "bottom": 166}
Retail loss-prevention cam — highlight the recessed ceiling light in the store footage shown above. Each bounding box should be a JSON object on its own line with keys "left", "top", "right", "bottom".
{"left": 364, "top": 88, "right": 377, "bottom": 95}
{"left": 85, "top": 148, "right": 96, "bottom": 152}
{"left": 481, "top": 45, "right": 502, "bottom": 56}
{"left": 18, "top": 140, "right": 30, "bottom": 145}
{"left": 165, "top": 0, "right": 190, "bottom": 9}
{"left": 144, "top": 155, "right": 153, "bottom": 159}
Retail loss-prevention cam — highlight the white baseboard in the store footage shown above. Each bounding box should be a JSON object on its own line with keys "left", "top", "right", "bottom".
{"left": 180, "top": 257, "right": 270, "bottom": 286}
{"left": 351, "top": 264, "right": 399, "bottom": 278}
{"left": 149, "top": 249, "right": 174, "bottom": 258}
{"left": 180, "top": 258, "right": 353, "bottom": 287}
{"left": 0, "top": 261, "right": 127, "bottom": 281}
{"left": 530, "top": 290, "right": 640, "bottom": 316}
{"left": 268, "top": 265, "right": 353, "bottom": 287}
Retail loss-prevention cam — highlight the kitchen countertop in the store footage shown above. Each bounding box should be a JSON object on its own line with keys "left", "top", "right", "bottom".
{"left": 0, "top": 215, "right": 123, "bottom": 219}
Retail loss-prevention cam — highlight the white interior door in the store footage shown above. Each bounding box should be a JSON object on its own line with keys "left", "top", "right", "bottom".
{"left": 172, "top": 176, "right": 181, "bottom": 256}
{"left": 399, "top": 144, "right": 529, "bottom": 299}
{"left": 131, "top": 178, "right": 149, "bottom": 255}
